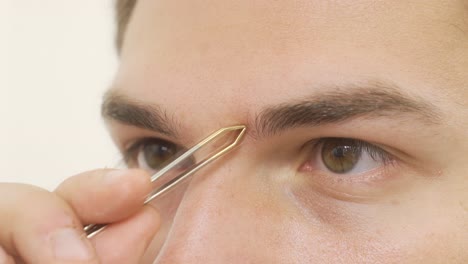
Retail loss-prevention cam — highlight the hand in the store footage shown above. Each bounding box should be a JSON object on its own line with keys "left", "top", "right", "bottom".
{"left": 0, "top": 169, "right": 160, "bottom": 264}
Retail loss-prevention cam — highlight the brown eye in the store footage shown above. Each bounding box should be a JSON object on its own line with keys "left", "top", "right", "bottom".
{"left": 124, "top": 138, "right": 196, "bottom": 175}
{"left": 321, "top": 138, "right": 362, "bottom": 174}
{"left": 137, "top": 139, "right": 179, "bottom": 171}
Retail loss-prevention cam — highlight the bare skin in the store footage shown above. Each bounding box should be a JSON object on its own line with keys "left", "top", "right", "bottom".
{"left": 1, "top": 0, "right": 467, "bottom": 263}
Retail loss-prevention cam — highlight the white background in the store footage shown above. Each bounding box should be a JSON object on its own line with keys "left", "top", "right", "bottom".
{"left": 0, "top": 0, "right": 121, "bottom": 190}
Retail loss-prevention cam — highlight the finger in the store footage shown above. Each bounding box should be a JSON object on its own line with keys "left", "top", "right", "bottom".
{"left": 0, "top": 246, "right": 15, "bottom": 264}
{"left": 55, "top": 169, "right": 152, "bottom": 224}
{"left": 91, "top": 206, "right": 161, "bottom": 264}
{"left": 0, "top": 183, "right": 98, "bottom": 264}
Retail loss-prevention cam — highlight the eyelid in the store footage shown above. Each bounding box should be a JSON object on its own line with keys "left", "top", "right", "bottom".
{"left": 305, "top": 137, "right": 398, "bottom": 162}
{"left": 317, "top": 138, "right": 395, "bottom": 165}
{"left": 296, "top": 140, "right": 403, "bottom": 202}
{"left": 121, "top": 137, "right": 148, "bottom": 167}
{"left": 122, "top": 137, "right": 178, "bottom": 167}
{"left": 300, "top": 137, "right": 398, "bottom": 181}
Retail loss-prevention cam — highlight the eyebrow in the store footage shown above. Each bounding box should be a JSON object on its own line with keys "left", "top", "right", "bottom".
{"left": 102, "top": 82, "right": 442, "bottom": 139}
{"left": 254, "top": 83, "right": 442, "bottom": 137}
{"left": 102, "top": 91, "right": 180, "bottom": 137}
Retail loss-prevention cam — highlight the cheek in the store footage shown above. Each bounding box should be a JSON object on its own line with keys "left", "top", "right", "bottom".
{"left": 142, "top": 179, "right": 191, "bottom": 262}
{"left": 140, "top": 154, "right": 466, "bottom": 263}
{"left": 286, "top": 179, "right": 467, "bottom": 263}
{"left": 361, "top": 203, "right": 467, "bottom": 262}
{"left": 281, "top": 204, "right": 466, "bottom": 263}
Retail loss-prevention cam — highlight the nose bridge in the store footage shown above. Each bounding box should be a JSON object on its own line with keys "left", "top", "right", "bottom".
{"left": 153, "top": 152, "right": 278, "bottom": 263}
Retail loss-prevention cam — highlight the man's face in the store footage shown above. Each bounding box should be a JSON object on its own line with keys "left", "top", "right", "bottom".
{"left": 104, "top": 0, "right": 468, "bottom": 262}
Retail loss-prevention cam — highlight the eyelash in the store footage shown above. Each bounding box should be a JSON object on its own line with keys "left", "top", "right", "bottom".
{"left": 313, "top": 138, "right": 394, "bottom": 165}
{"left": 122, "top": 137, "right": 172, "bottom": 168}
{"left": 298, "top": 137, "right": 399, "bottom": 191}
{"left": 121, "top": 140, "right": 139, "bottom": 167}
{"left": 122, "top": 136, "right": 396, "bottom": 176}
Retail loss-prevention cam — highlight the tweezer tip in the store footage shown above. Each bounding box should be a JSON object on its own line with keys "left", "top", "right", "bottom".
{"left": 232, "top": 126, "right": 247, "bottom": 144}
{"left": 219, "top": 125, "right": 247, "bottom": 145}
{"left": 221, "top": 125, "right": 247, "bottom": 131}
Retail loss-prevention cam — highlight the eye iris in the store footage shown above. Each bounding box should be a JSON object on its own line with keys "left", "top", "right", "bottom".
{"left": 321, "top": 139, "right": 361, "bottom": 173}
{"left": 143, "top": 141, "right": 177, "bottom": 170}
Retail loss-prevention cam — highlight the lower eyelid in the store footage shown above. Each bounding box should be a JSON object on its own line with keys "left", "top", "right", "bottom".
{"left": 296, "top": 172, "right": 379, "bottom": 203}
{"left": 297, "top": 159, "right": 405, "bottom": 201}
{"left": 300, "top": 164, "right": 389, "bottom": 183}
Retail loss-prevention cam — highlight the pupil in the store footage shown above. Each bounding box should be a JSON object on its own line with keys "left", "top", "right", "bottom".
{"left": 143, "top": 141, "right": 177, "bottom": 169}
{"left": 321, "top": 139, "right": 361, "bottom": 174}
{"left": 332, "top": 146, "right": 346, "bottom": 158}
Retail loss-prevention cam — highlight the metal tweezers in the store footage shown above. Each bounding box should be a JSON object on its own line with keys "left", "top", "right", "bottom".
{"left": 84, "top": 125, "right": 247, "bottom": 238}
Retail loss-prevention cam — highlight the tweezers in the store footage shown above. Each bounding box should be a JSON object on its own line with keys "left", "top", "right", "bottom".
{"left": 84, "top": 125, "right": 247, "bottom": 238}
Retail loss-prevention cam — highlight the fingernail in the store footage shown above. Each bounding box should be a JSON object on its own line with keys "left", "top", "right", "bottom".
{"left": 51, "top": 228, "right": 94, "bottom": 261}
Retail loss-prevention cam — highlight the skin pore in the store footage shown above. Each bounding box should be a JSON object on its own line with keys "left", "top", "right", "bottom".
{"left": 105, "top": 0, "right": 468, "bottom": 263}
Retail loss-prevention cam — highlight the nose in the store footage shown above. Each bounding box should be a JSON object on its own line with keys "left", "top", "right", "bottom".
{"left": 150, "top": 150, "right": 300, "bottom": 263}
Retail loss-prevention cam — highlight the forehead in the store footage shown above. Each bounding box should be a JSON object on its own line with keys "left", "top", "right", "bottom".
{"left": 113, "top": 0, "right": 467, "bottom": 132}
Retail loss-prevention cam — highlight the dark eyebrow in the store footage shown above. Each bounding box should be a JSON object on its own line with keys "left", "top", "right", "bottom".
{"left": 102, "top": 81, "right": 442, "bottom": 140}
{"left": 101, "top": 90, "right": 180, "bottom": 137}
{"left": 254, "top": 83, "right": 442, "bottom": 137}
